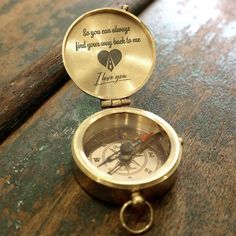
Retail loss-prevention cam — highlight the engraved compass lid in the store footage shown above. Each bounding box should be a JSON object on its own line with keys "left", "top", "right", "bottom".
{"left": 62, "top": 8, "right": 156, "bottom": 99}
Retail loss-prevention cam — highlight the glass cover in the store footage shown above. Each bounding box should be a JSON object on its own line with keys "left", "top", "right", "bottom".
{"left": 83, "top": 112, "right": 170, "bottom": 181}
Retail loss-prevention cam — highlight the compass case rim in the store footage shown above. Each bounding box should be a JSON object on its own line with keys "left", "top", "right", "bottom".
{"left": 72, "top": 107, "right": 182, "bottom": 200}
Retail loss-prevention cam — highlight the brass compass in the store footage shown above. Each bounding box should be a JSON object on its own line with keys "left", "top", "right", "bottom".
{"left": 62, "top": 5, "right": 183, "bottom": 234}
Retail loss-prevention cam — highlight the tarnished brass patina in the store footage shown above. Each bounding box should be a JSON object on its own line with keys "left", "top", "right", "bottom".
{"left": 62, "top": 6, "right": 182, "bottom": 234}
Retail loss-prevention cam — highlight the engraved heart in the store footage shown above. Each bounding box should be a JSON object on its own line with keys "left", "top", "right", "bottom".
{"left": 97, "top": 49, "right": 122, "bottom": 72}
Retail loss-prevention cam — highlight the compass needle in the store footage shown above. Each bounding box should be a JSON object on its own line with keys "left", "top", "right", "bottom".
{"left": 131, "top": 159, "right": 141, "bottom": 167}
{"left": 108, "top": 162, "right": 123, "bottom": 175}
{"left": 97, "top": 150, "right": 120, "bottom": 167}
{"left": 109, "top": 147, "right": 116, "bottom": 153}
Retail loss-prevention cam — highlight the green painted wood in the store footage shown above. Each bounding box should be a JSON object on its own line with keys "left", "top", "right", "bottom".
{"left": 0, "top": 0, "right": 236, "bottom": 235}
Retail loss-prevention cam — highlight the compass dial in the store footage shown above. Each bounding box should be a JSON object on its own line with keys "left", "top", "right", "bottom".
{"left": 84, "top": 127, "right": 169, "bottom": 181}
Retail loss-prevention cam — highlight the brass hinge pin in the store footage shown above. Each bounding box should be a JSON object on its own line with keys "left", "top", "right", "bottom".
{"left": 101, "top": 98, "right": 130, "bottom": 108}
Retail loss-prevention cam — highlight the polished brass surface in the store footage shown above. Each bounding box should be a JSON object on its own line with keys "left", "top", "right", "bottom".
{"left": 73, "top": 158, "right": 178, "bottom": 204}
{"left": 72, "top": 107, "right": 182, "bottom": 192}
{"left": 62, "top": 8, "right": 156, "bottom": 99}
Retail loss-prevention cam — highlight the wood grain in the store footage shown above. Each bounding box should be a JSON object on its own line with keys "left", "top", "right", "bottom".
{"left": 0, "top": 0, "right": 235, "bottom": 235}
{"left": 0, "top": 0, "right": 155, "bottom": 142}
{"left": 0, "top": 0, "right": 108, "bottom": 86}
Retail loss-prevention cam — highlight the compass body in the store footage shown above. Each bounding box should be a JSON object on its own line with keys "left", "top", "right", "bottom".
{"left": 72, "top": 107, "right": 182, "bottom": 205}
{"left": 62, "top": 6, "right": 183, "bottom": 234}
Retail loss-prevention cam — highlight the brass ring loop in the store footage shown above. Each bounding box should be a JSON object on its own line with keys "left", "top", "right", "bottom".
{"left": 120, "top": 200, "right": 153, "bottom": 234}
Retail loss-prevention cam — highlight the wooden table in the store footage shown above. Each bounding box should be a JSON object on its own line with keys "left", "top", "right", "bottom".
{"left": 0, "top": 0, "right": 235, "bottom": 235}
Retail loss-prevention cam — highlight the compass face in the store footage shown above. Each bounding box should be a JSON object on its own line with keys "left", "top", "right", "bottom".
{"left": 84, "top": 127, "right": 170, "bottom": 181}
{"left": 72, "top": 107, "right": 181, "bottom": 189}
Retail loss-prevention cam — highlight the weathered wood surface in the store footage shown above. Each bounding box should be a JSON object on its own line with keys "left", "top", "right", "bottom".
{"left": 0, "top": 0, "right": 236, "bottom": 235}
{"left": 0, "top": 0, "right": 154, "bottom": 141}
{"left": 0, "top": 0, "right": 108, "bottom": 85}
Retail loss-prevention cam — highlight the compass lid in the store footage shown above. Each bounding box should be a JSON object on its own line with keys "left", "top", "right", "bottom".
{"left": 62, "top": 8, "right": 156, "bottom": 99}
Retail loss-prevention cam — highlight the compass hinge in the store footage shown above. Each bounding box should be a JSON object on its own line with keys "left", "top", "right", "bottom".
{"left": 101, "top": 98, "right": 130, "bottom": 108}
